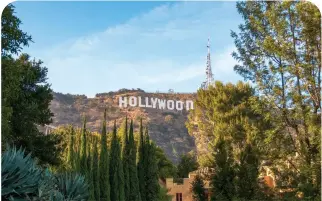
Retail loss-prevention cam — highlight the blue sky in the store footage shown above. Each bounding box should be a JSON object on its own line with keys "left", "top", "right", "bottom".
{"left": 13, "top": 1, "right": 244, "bottom": 97}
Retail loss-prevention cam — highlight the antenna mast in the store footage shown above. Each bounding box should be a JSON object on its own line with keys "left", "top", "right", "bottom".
{"left": 201, "top": 37, "right": 214, "bottom": 89}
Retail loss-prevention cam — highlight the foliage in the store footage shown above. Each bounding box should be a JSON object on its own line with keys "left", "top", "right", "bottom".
{"left": 210, "top": 135, "right": 235, "bottom": 201}
{"left": 155, "top": 146, "right": 177, "bottom": 179}
{"left": 137, "top": 119, "right": 146, "bottom": 201}
{"left": 1, "top": 146, "right": 89, "bottom": 201}
{"left": 99, "top": 109, "right": 110, "bottom": 201}
{"left": 144, "top": 135, "right": 160, "bottom": 201}
{"left": 92, "top": 137, "right": 100, "bottom": 201}
{"left": 158, "top": 186, "right": 172, "bottom": 201}
{"left": 191, "top": 174, "right": 207, "bottom": 201}
{"left": 53, "top": 173, "right": 89, "bottom": 201}
{"left": 128, "top": 120, "right": 141, "bottom": 201}
{"left": 231, "top": 1, "right": 321, "bottom": 198}
{"left": 177, "top": 152, "right": 199, "bottom": 178}
{"left": 121, "top": 117, "right": 130, "bottom": 201}
{"left": 1, "top": 4, "right": 59, "bottom": 166}
{"left": 109, "top": 121, "right": 125, "bottom": 201}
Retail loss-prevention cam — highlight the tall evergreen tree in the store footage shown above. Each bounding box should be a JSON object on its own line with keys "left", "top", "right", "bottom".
{"left": 191, "top": 174, "right": 207, "bottom": 201}
{"left": 128, "top": 120, "right": 141, "bottom": 201}
{"left": 144, "top": 131, "right": 160, "bottom": 201}
{"left": 137, "top": 119, "right": 146, "bottom": 201}
{"left": 110, "top": 121, "right": 125, "bottom": 201}
{"left": 99, "top": 109, "right": 110, "bottom": 201}
{"left": 87, "top": 135, "right": 95, "bottom": 201}
{"left": 67, "top": 126, "right": 75, "bottom": 169}
{"left": 93, "top": 136, "right": 100, "bottom": 201}
{"left": 80, "top": 116, "right": 88, "bottom": 176}
{"left": 121, "top": 117, "right": 130, "bottom": 201}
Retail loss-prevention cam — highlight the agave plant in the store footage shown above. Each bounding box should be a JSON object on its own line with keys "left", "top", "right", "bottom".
{"left": 1, "top": 146, "right": 43, "bottom": 200}
{"left": 2, "top": 146, "right": 89, "bottom": 201}
{"left": 52, "top": 173, "right": 89, "bottom": 201}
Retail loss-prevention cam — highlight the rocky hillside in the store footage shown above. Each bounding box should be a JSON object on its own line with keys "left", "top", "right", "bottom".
{"left": 49, "top": 89, "right": 197, "bottom": 163}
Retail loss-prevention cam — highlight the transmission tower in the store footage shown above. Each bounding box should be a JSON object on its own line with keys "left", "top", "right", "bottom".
{"left": 201, "top": 37, "right": 214, "bottom": 89}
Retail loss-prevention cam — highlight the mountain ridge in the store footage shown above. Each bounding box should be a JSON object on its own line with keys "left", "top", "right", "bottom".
{"left": 49, "top": 89, "right": 197, "bottom": 163}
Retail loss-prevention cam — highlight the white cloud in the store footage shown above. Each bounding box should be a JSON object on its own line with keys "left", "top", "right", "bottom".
{"left": 30, "top": 1, "right": 243, "bottom": 96}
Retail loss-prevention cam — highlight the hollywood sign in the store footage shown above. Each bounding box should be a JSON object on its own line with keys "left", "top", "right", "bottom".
{"left": 119, "top": 96, "right": 194, "bottom": 111}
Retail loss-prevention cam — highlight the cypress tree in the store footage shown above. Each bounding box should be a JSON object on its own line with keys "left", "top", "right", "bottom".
{"left": 121, "top": 117, "right": 130, "bottom": 201}
{"left": 110, "top": 121, "right": 125, "bottom": 201}
{"left": 67, "top": 126, "right": 75, "bottom": 169}
{"left": 80, "top": 116, "right": 88, "bottom": 175}
{"left": 93, "top": 136, "right": 100, "bottom": 201}
{"left": 128, "top": 120, "right": 141, "bottom": 201}
{"left": 75, "top": 128, "right": 82, "bottom": 172}
{"left": 99, "top": 109, "right": 110, "bottom": 201}
{"left": 87, "top": 135, "right": 95, "bottom": 201}
{"left": 137, "top": 119, "right": 146, "bottom": 201}
{"left": 144, "top": 130, "right": 160, "bottom": 201}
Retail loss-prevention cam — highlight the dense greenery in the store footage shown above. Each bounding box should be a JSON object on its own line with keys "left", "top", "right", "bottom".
{"left": 191, "top": 174, "right": 207, "bottom": 201}
{"left": 1, "top": 4, "right": 60, "bottom": 166}
{"left": 231, "top": 1, "right": 321, "bottom": 199}
{"left": 176, "top": 152, "right": 199, "bottom": 179}
{"left": 2, "top": 1, "right": 320, "bottom": 201}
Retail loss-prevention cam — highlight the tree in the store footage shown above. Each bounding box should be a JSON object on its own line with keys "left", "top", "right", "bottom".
{"left": 155, "top": 146, "right": 177, "bottom": 180}
{"left": 80, "top": 116, "right": 88, "bottom": 175}
{"left": 137, "top": 119, "right": 146, "bottom": 201}
{"left": 235, "top": 142, "right": 260, "bottom": 199}
{"left": 92, "top": 136, "right": 100, "bottom": 201}
{"left": 1, "top": 4, "right": 59, "bottom": 166}
{"left": 210, "top": 134, "right": 235, "bottom": 201}
{"left": 128, "top": 120, "right": 141, "bottom": 201}
{"left": 191, "top": 174, "right": 207, "bottom": 201}
{"left": 144, "top": 132, "right": 160, "bottom": 201}
{"left": 67, "top": 126, "right": 76, "bottom": 169}
{"left": 177, "top": 152, "right": 199, "bottom": 179}
{"left": 1, "top": 4, "right": 32, "bottom": 57}
{"left": 87, "top": 135, "right": 95, "bottom": 201}
{"left": 99, "top": 109, "right": 110, "bottom": 201}
{"left": 231, "top": 1, "right": 321, "bottom": 198}
{"left": 121, "top": 117, "right": 130, "bottom": 201}
{"left": 109, "top": 121, "right": 125, "bottom": 201}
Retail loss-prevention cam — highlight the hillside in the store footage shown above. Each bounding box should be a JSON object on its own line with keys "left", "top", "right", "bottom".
{"left": 50, "top": 89, "right": 197, "bottom": 163}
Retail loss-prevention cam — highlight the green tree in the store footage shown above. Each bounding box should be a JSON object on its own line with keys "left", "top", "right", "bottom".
{"left": 99, "top": 109, "right": 110, "bottom": 201}
{"left": 137, "top": 119, "right": 146, "bottom": 201}
{"left": 67, "top": 126, "right": 76, "bottom": 169}
{"left": 235, "top": 142, "right": 260, "bottom": 199}
{"left": 93, "top": 136, "right": 100, "bottom": 201}
{"left": 1, "top": 4, "right": 60, "bottom": 166}
{"left": 1, "top": 4, "right": 32, "bottom": 57}
{"left": 87, "top": 136, "right": 95, "bottom": 201}
{"left": 191, "top": 174, "right": 207, "bottom": 201}
{"left": 177, "top": 152, "right": 199, "bottom": 179}
{"left": 109, "top": 121, "right": 125, "bottom": 201}
{"left": 121, "top": 117, "right": 130, "bottom": 201}
{"left": 128, "top": 120, "right": 141, "bottom": 201}
{"left": 155, "top": 146, "right": 177, "bottom": 180}
{"left": 231, "top": 1, "right": 321, "bottom": 198}
{"left": 144, "top": 132, "right": 160, "bottom": 201}
{"left": 210, "top": 134, "right": 235, "bottom": 201}
{"left": 80, "top": 116, "right": 88, "bottom": 175}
